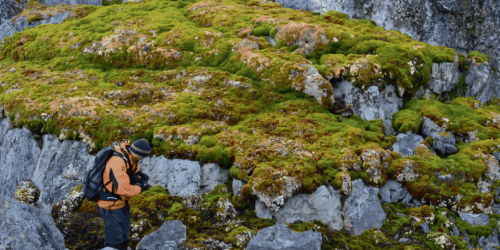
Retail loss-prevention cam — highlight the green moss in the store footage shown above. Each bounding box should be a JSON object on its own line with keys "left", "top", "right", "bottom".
{"left": 468, "top": 51, "right": 490, "bottom": 63}
{"left": 393, "top": 109, "right": 422, "bottom": 133}
{"left": 28, "top": 15, "right": 41, "bottom": 24}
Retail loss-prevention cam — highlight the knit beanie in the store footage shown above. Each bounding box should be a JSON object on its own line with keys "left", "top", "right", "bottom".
{"left": 130, "top": 139, "right": 151, "bottom": 158}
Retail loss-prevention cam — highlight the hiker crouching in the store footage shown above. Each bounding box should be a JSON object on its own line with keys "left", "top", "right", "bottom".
{"left": 98, "top": 139, "right": 151, "bottom": 250}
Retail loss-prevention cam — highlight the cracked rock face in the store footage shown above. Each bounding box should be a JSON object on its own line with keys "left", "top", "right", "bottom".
{"left": 255, "top": 185, "right": 343, "bottom": 231}
{"left": 136, "top": 220, "right": 186, "bottom": 250}
{"left": 343, "top": 179, "right": 386, "bottom": 236}
{"left": 332, "top": 80, "right": 403, "bottom": 136}
{"left": 139, "top": 156, "right": 228, "bottom": 197}
{"left": 246, "top": 223, "right": 322, "bottom": 250}
{"left": 252, "top": 173, "right": 301, "bottom": 212}
{"left": 421, "top": 117, "right": 458, "bottom": 156}
{"left": 0, "top": 195, "right": 65, "bottom": 250}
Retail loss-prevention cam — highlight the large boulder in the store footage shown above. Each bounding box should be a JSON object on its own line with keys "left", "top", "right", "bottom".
{"left": 428, "top": 54, "right": 460, "bottom": 94}
{"left": 0, "top": 195, "right": 65, "bottom": 250}
{"left": 255, "top": 185, "right": 343, "bottom": 230}
{"left": 246, "top": 223, "right": 322, "bottom": 250}
{"left": 31, "top": 135, "right": 91, "bottom": 213}
{"left": 136, "top": 220, "right": 186, "bottom": 250}
{"left": 0, "top": 128, "right": 41, "bottom": 197}
{"left": 139, "top": 155, "right": 228, "bottom": 197}
{"left": 332, "top": 80, "right": 403, "bottom": 135}
{"left": 392, "top": 133, "right": 425, "bottom": 158}
{"left": 343, "top": 179, "right": 387, "bottom": 236}
{"left": 421, "top": 117, "right": 458, "bottom": 156}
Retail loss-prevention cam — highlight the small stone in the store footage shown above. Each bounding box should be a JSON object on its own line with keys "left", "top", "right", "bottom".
{"left": 420, "top": 222, "right": 431, "bottom": 233}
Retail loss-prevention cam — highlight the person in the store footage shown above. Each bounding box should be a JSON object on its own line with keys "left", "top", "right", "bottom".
{"left": 98, "top": 139, "right": 151, "bottom": 250}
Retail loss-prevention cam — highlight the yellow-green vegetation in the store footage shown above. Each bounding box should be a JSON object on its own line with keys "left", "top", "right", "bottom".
{"left": 468, "top": 51, "right": 490, "bottom": 63}
{"left": 0, "top": 0, "right": 498, "bottom": 248}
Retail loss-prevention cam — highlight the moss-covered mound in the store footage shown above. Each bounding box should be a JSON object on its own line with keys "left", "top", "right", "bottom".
{"left": 1, "top": 0, "right": 499, "bottom": 248}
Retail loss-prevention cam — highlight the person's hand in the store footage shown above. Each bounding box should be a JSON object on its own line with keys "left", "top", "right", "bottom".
{"left": 140, "top": 181, "right": 149, "bottom": 192}
{"left": 130, "top": 174, "right": 141, "bottom": 185}
{"left": 137, "top": 171, "right": 149, "bottom": 182}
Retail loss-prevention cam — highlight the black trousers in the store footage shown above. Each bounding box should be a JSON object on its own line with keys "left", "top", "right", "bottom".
{"left": 98, "top": 202, "right": 131, "bottom": 250}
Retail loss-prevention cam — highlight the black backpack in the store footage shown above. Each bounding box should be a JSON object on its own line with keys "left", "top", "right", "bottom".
{"left": 82, "top": 146, "right": 133, "bottom": 202}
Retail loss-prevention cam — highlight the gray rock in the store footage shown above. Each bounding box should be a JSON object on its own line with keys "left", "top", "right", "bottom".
{"left": 343, "top": 179, "right": 386, "bottom": 235}
{"left": 255, "top": 185, "right": 343, "bottom": 230}
{"left": 0, "top": 128, "right": 40, "bottom": 198}
{"left": 0, "top": 195, "right": 65, "bottom": 250}
{"left": 465, "top": 60, "right": 495, "bottom": 104}
{"left": 451, "top": 224, "right": 460, "bottom": 236}
{"left": 412, "top": 199, "right": 424, "bottom": 206}
{"left": 233, "top": 179, "right": 243, "bottom": 196}
{"left": 398, "top": 238, "right": 410, "bottom": 243}
{"left": 31, "top": 135, "right": 91, "bottom": 213}
{"left": 333, "top": 81, "right": 402, "bottom": 135}
{"left": 393, "top": 133, "right": 425, "bottom": 158}
{"left": 428, "top": 54, "right": 460, "bottom": 94}
{"left": 39, "top": 0, "right": 101, "bottom": 5}
{"left": 484, "top": 229, "right": 500, "bottom": 250}
{"left": 267, "top": 36, "right": 276, "bottom": 47}
{"left": 246, "top": 223, "right": 322, "bottom": 250}
{"left": 421, "top": 117, "right": 458, "bottom": 155}
{"left": 0, "top": 118, "right": 11, "bottom": 147}
{"left": 463, "top": 231, "right": 473, "bottom": 250}
{"left": 458, "top": 211, "right": 490, "bottom": 226}
{"left": 379, "top": 180, "right": 408, "bottom": 203}
{"left": 200, "top": 163, "right": 229, "bottom": 193}
{"left": 0, "top": 12, "right": 71, "bottom": 42}
{"left": 0, "top": 0, "right": 28, "bottom": 26}
{"left": 139, "top": 155, "right": 228, "bottom": 196}
{"left": 493, "top": 151, "right": 500, "bottom": 163}
{"left": 136, "top": 220, "right": 186, "bottom": 250}
{"left": 492, "top": 203, "right": 500, "bottom": 215}
{"left": 420, "top": 222, "right": 431, "bottom": 233}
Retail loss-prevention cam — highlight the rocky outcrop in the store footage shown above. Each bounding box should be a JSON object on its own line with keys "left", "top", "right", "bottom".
{"left": 136, "top": 220, "right": 186, "bottom": 250}
{"left": 343, "top": 179, "right": 386, "bottom": 236}
{"left": 31, "top": 134, "right": 91, "bottom": 213}
{"left": 0, "top": 12, "right": 71, "bottom": 42}
{"left": 255, "top": 185, "right": 343, "bottom": 230}
{"left": 138, "top": 155, "right": 229, "bottom": 197}
{"left": 421, "top": 117, "right": 458, "bottom": 156}
{"left": 246, "top": 223, "right": 322, "bottom": 250}
{"left": 0, "top": 195, "right": 66, "bottom": 250}
{"left": 0, "top": 0, "right": 102, "bottom": 42}
{"left": 428, "top": 54, "right": 460, "bottom": 94}
{"left": 332, "top": 80, "right": 403, "bottom": 135}
{"left": 276, "top": 0, "right": 500, "bottom": 103}
{"left": 392, "top": 133, "right": 425, "bottom": 158}
{"left": 39, "top": 0, "right": 101, "bottom": 5}
{"left": 0, "top": 0, "right": 28, "bottom": 24}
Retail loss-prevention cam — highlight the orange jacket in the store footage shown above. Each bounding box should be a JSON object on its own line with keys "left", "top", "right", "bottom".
{"left": 97, "top": 142, "right": 142, "bottom": 210}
